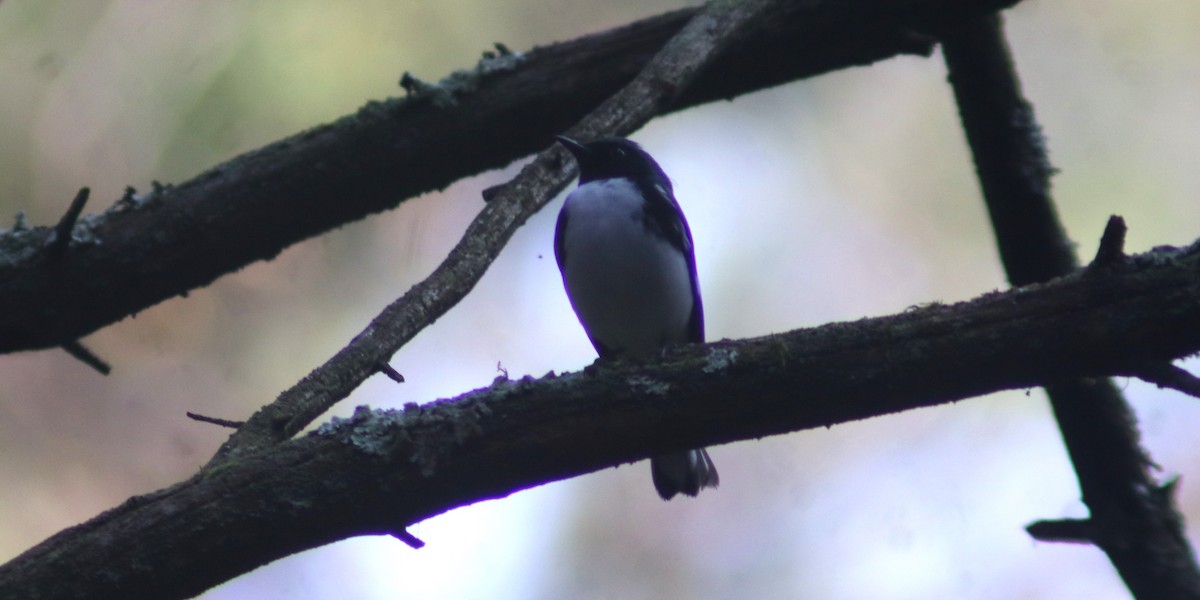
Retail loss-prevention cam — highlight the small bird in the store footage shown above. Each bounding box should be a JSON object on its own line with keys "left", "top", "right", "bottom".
{"left": 553, "top": 135, "right": 718, "bottom": 500}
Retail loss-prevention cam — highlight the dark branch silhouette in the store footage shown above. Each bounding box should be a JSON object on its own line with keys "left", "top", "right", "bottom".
{"left": 1134, "top": 364, "right": 1200, "bottom": 400}
{"left": 211, "top": 0, "right": 787, "bottom": 464}
{"left": 1092, "top": 215, "right": 1129, "bottom": 267}
{"left": 941, "top": 14, "right": 1200, "bottom": 598}
{"left": 43, "top": 187, "right": 90, "bottom": 261}
{"left": 57, "top": 339, "right": 110, "bottom": 375}
{"left": 2, "top": 1, "right": 1195, "bottom": 598}
{"left": 0, "top": 0, "right": 1016, "bottom": 354}
{"left": 2, "top": 238, "right": 1198, "bottom": 600}
{"left": 185, "top": 412, "right": 245, "bottom": 429}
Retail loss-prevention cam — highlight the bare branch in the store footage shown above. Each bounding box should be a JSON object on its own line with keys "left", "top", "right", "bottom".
{"left": 185, "top": 412, "right": 246, "bottom": 429}
{"left": 1132, "top": 363, "right": 1200, "bottom": 399}
{"left": 390, "top": 529, "right": 426, "bottom": 550}
{"left": 1091, "top": 215, "right": 1128, "bottom": 268}
{"left": 1026, "top": 519, "right": 1094, "bottom": 544}
{"left": 209, "top": 0, "right": 795, "bottom": 463}
{"left": 44, "top": 187, "right": 90, "bottom": 261}
{"left": 941, "top": 14, "right": 1200, "bottom": 598}
{"left": 377, "top": 363, "right": 406, "bottom": 384}
{"left": 0, "top": 0, "right": 1018, "bottom": 354}
{"left": 58, "top": 339, "right": 110, "bottom": 375}
{"left": 2, "top": 240, "right": 1198, "bottom": 599}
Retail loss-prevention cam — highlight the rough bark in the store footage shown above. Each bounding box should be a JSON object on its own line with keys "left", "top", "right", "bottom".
{"left": 209, "top": 0, "right": 788, "bottom": 463}
{"left": 0, "top": 0, "right": 1016, "bottom": 353}
{"left": 941, "top": 15, "right": 1200, "bottom": 598}
{"left": 2, "top": 239, "right": 1198, "bottom": 600}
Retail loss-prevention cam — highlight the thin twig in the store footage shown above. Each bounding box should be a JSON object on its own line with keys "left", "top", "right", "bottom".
{"left": 1132, "top": 363, "right": 1200, "bottom": 399}
{"left": 390, "top": 529, "right": 425, "bottom": 549}
{"left": 60, "top": 339, "right": 110, "bottom": 375}
{"left": 377, "top": 362, "right": 405, "bottom": 383}
{"left": 208, "top": 0, "right": 788, "bottom": 466}
{"left": 186, "top": 412, "right": 246, "bottom": 429}
{"left": 47, "top": 189, "right": 111, "bottom": 376}
{"left": 1026, "top": 518, "right": 1094, "bottom": 544}
{"left": 44, "top": 187, "right": 90, "bottom": 260}
{"left": 1091, "top": 215, "right": 1128, "bottom": 268}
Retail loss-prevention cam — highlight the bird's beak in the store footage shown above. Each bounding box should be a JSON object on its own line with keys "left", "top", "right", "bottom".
{"left": 555, "top": 135, "right": 589, "bottom": 161}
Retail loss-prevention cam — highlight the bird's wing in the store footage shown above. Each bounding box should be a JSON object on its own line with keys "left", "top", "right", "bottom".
{"left": 641, "top": 182, "right": 705, "bottom": 344}
{"left": 553, "top": 198, "right": 570, "bottom": 272}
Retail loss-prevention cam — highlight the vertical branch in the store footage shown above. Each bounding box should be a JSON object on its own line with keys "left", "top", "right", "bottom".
{"left": 942, "top": 14, "right": 1200, "bottom": 599}
{"left": 942, "top": 18, "right": 1076, "bottom": 285}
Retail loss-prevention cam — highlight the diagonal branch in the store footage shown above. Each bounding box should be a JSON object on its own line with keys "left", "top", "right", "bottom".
{"left": 1132, "top": 363, "right": 1200, "bottom": 399}
{"left": 3, "top": 239, "right": 1199, "bottom": 600}
{"left": 210, "top": 0, "right": 798, "bottom": 463}
{"left": 0, "top": 0, "right": 1018, "bottom": 354}
{"left": 941, "top": 14, "right": 1200, "bottom": 598}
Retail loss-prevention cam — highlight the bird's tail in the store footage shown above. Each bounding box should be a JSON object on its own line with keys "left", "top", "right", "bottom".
{"left": 651, "top": 448, "right": 719, "bottom": 500}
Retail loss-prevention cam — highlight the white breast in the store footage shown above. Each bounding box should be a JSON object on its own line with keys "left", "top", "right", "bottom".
{"left": 559, "top": 178, "right": 695, "bottom": 359}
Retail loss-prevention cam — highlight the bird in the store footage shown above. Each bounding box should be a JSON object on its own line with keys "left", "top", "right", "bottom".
{"left": 553, "top": 135, "right": 718, "bottom": 500}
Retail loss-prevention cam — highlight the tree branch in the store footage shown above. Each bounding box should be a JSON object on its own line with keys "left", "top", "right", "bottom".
{"left": 1091, "top": 215, "right": 1128, "bottom": 268}
{"left": 185, "top": 411, "right": 245, "bottom": 429}
{"left": 43, "top": 187, "right": 90, "bottom": 261}
{"left": 941, "top": 14, "right": 1200, "bottom": 598}
{"left": 940, "top": 18, "right": 1074, "bottom": 284}
{"left": 0, "top": 0, "right": 1018, "bottom": 354}
{"left": 57, "top": 339, "right": 111, "bottom": 376}
{"left": 1026, "top": 518, "right": 1095, "bottom": 544}
{"left": 208, "top": 0, "right": 805, "bottom": 462}
{"left": 1132, "top": 363, "right": 1200, "bottom": 400}
{"left": 2, "top": 238, "right": 1198, "bottom": 600}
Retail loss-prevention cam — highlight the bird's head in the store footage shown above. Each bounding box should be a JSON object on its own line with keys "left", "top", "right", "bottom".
{"left": 556, "top": 135, "right": 672, "bottom": 190}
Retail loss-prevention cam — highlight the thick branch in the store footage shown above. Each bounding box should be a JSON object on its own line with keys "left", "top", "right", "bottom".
{"left": 0, "top": 0, "right": 1017, "bottom": 354}
{"left": 210, "top": 0, "right": 792, "bottom": 462}
{"left": 2, "top": 240, "right": 1199, "bottom": 600}
{"left": 941, "top": 15, "right": 1200, "bottom": 599}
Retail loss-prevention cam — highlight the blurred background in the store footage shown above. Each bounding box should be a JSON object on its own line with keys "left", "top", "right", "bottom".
{"left": 1, "top": 1, "right": 1198, "bottom": 598}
